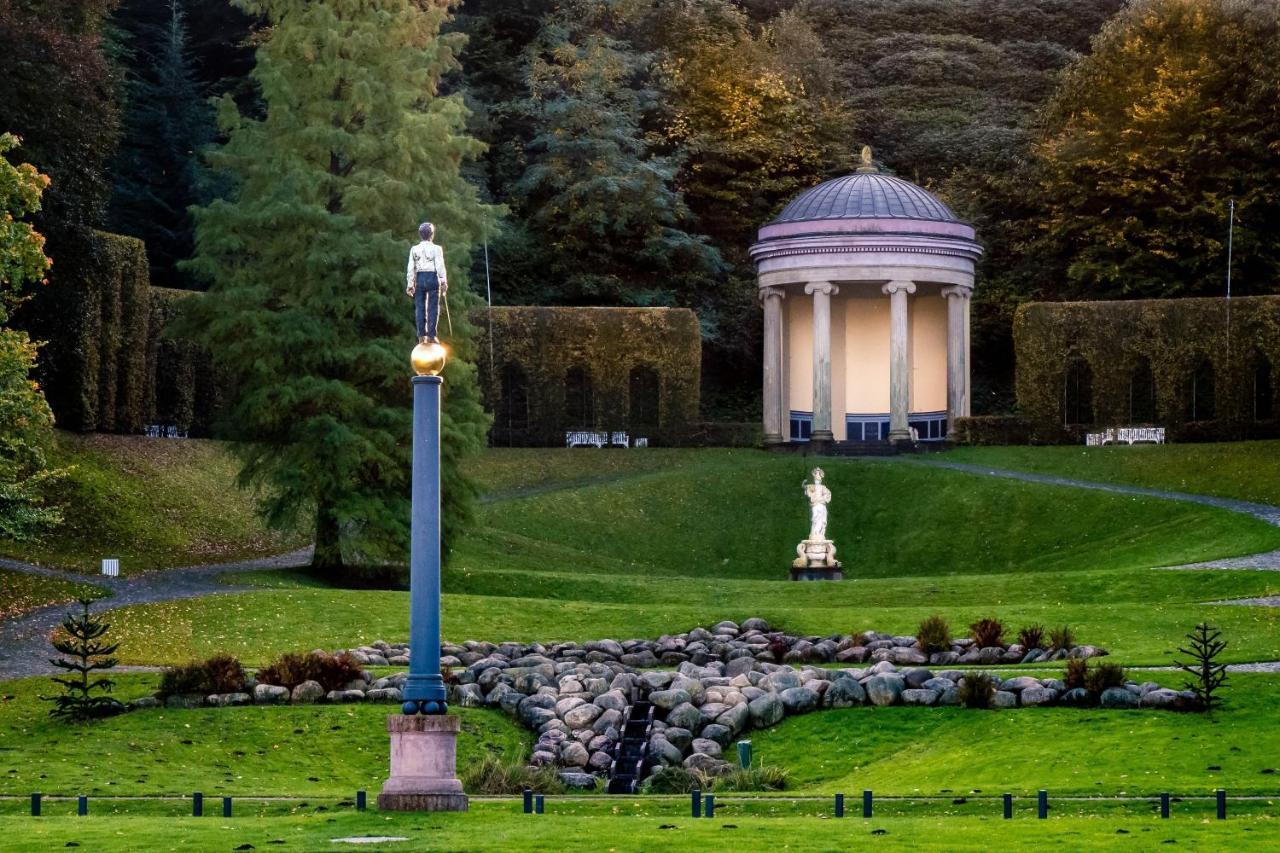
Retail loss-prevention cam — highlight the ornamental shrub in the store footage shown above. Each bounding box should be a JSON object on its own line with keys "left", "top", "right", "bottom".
{"left": 642, "top": 766, "right": 705, "bottom": 794}
{"left": 1048, "top": 625, "right": 1075, "bottom": 652}
{"left": 969, "top": 617, "right": 1004, "bottom": 648}
{"left": 1017, "top": 624, "right": 1046, "bottom": 650}
{"left": 1084, "top": 661, "right": 1127, "bottom": 694}
{"left": 916, "top": 615, "right": 952, "bottom": 653}
{"left": 158, "top": 653, "right": 247, "bottom": 698}
{"left": 958, "top": 672, "right": 996, "bottom": 709}
{"left": 1063, "top": 658, "right": 1089, "bottom": 691}
{"left": 256, "top": 651, "right": 364, "bottom": 692}
{"left": 766, "top": 633, "right": 790, "bottom": 662}
{"left": 714, "top": 764, "right": 790, "bottom": 792}
{"left": 461, "top": 756, "right": 563, "bottom": 795}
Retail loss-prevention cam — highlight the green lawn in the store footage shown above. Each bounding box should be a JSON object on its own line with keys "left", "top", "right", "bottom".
{"left": 3, "top": 804, "right": 1278, "bottom": 852}
{"left": 0, "top": 433, "right": 304, "bottom": 575}
{"left": 945, "top": 441, "right": 1280, "bottom": 507}
{"left": 0, "top": 805, "right": 1277, "bottom": 852}
{"left": 0, "top": 569, "right": 104, "bottom": 619}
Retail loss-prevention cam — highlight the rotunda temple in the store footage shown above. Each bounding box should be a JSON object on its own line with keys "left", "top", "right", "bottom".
{"left": 750, "top": 148, "right": 982, "bottom": 446}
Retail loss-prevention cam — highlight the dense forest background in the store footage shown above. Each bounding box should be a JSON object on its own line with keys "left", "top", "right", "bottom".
{"left": 4, "top": 0, "right": 1278, "bottom": 419}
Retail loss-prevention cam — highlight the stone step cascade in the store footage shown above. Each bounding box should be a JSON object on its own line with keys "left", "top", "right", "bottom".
{"left": 605, "top": 698, "right": 655, "bottom": 794}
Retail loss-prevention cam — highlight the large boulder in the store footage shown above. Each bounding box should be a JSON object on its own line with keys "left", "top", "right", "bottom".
{"left": 748, "top": 693, "right": 785, "bottom": 727}
{"left": 455, "top": 684, "right": 485, "bottom": 707}
{"left": 366, "top": 687, "right": 403, "bottom": 703}
{"left": 290, "top": 680, "right": 325, "bottom": 704}
{"left": 564, "top": 703, "right": 604, "bottom": 729}
{"left": 691, "top": 738, "right": 723, "bottom": 758}
{"left": 891, "top": 647, "right": 929, "bottom": 666}
{"left": 650, "top": 689, "right": 691, "bottom": 711}
{"left": 683, "top": 753, "right": 731, "bottom": 776}
{"left": 1020, "top": 687, "right": 1057, "bottom": 707}
{"left": 253, "top": 684, "right": 290, "bottom": 705}
{"left": 594, "top": 690, "right": 628, "bottom": 712}
{"left": 901, "top": 688, "right": 939, "bottom": 706}
{"left": 863, "top": 675, "right": 904, "bottom": 706}
{"left": 663, "top": 727, "right": 693, "bottom": 752}
{"left": 763, "top": 669, "right": 802, "bottom": 693}
{"left": 824, "top": 678, "right": 866, "bottom": 708}
{"left": 991, "top": 690, "right": 1018, "bottom": 709}
{"left": 592, "top": 708, "right": 622, "bottom": 734}
{"left": 716, "top": 703, "right": 750, "bottom": 735}
{"left": 902, "top": 669, "right": 934, "bottom": 689}
{"left": 1100, "top": 687, "right": 1139, "bottom": 709}
{"left": 666, "top": 702, "right": 703, "bottom": 731}
{"left": 1000, "top": 676, "right": 1042, "bottom": 693}
{"left": 779, "top": 687, "right": 819, "bottom": 714}
{"left": 648, "top": 736, "right": 684, "bottom": 767}
{"left": 560, "top": 741, "right": 590, "bottom": 767}
{"left": 560, "top": 771, "right": 599, "bottom": 789}
{"left": 1139, "top": 688, "right": 1180, "bottom": 709}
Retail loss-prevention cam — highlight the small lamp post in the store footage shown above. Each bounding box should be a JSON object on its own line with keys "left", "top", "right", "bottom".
{"left": 377, "top": 340, "right": 468, "bottom": 812}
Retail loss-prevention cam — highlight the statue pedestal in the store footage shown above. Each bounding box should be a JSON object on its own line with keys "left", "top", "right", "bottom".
{"left": 791, "top": 538, "right": 842, "bottom": 581}
{"left": 377, "top": 715, "right": 468, "bottom": 812}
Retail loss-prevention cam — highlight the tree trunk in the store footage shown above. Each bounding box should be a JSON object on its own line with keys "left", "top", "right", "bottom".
{"left": 312, "top": 499, "right": 344, "bottom": 578}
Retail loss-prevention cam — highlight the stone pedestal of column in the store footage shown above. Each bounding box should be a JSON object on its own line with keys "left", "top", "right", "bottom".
{"left": 378, "top": 715, "right": 468, "bottom": 812}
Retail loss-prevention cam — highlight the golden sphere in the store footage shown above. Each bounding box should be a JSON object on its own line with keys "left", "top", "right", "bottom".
{"left": 411, "top": 341, "right": 448, "bottom": 376}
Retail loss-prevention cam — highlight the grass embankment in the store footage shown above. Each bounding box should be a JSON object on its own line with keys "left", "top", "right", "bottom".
{"left": 87, "top": 449, "right": 1280, "bottom": 665}
{"left": 0, "top": 433, "right": 304, "bottom": 575}
{"left": 945, "top": 441, "right": 1280, "bottom": 507}
{"left": 0, "top": 570, "right": 104, "bottom": 619}
{"left": 1, "top": 806, "right": 1277, "bottom": 852}
{"left": 1, "top": 673, "right": 1277, "bottom": 800}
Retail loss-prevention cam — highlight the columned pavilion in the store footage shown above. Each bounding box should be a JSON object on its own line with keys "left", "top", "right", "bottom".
{"left": 750, "top": 150, "right": 983, "bottom": 447}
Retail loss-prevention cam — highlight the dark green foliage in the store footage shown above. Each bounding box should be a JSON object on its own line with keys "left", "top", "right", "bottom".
{"left": 157, "top": 652, "right": 246, "bottom": 698}
{"left": 475, "top": 306, "right": 701, "bottom": 447}
{"left": 641, "top": 766, "right": 703, "bottom": 794}
{"left": 146, "top": 287, "right": 222, "bottom": 435}
{"left": 917, "top": 615, "right": 952, "bottom": 654}
{"left": 1017, "top": 624, "right": 1045, "bottom": 651}
{"left": 1014, "top": 297, "right": 1280, "bottom": 441}
{"left": 1063, "top": 658, "right": 1089, "bottom": 691}
{"left": 108, "top": 0, "right": 217, "bottom": 289}
{"left": 714, "top": 764, "right": 789, "bottom": 792}
{"left": 255, "top": 651, "right": 363, "bottom": 693}
{"left": 949, "top": 416, "right": 1034, "bottom": 446}
{"left": 1176, "top": 622, "right": 1228, "bottom": 712}
{"left": 461, "top": 756, "right": 564, "bottom": 795}
{"left": 958, "top": 672, "right": 996, "bottom": 709}
{"left": 182, "top": 0, "right": 495, "bottom": 576}
{"left": 1048, "top": 625, "right": 1075, "bottom": 652}
{"left": 41, "top": 598, "right": 124, "bottom": 721}
{"left": 969, "top": 617, "right": 1004, "bottom": 648}
{"left": 1084, "top": 661, "right": 1127, "bottom": 695}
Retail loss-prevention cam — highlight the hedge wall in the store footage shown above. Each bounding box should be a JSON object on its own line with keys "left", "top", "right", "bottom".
{"left": 147, "top": 287, "right": 223, "bottom": 436}
{"left": 17, "top": 230, "right": 151, "bottom": 432}
{"left": 1014, "top": 296, "right": 1280, "bottom": 442}
{"left": 473, "top": 307, "right": 701, "bottom": 446}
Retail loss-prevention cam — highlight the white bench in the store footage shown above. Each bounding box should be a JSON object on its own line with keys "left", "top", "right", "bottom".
{"left": 101, "top": 558, "right": 120, "bottom": 577}
{"left": 565, "top": 431, "right": 630, "bottom": 448}
{"left": 1085, "top": 426, "right": 1166, "bottom": 446}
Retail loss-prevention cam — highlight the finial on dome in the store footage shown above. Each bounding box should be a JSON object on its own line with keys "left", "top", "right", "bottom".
{"left": 856, "top": 145, "right": 878, "bottom": 173}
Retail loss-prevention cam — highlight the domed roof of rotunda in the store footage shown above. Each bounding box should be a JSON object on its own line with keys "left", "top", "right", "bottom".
{"left": 772, "top": 170, "right": 959, "bottom": 224}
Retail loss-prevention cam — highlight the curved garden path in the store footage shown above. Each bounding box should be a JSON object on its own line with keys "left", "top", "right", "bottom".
{"left": 3, "top": 456, "right": 1279, "bottom": 681}
{"left": 0, "top": 548, "right": 311, "bottom": 681}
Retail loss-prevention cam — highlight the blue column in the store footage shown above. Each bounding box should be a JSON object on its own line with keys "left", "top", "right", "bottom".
{"left": 403, "top": 374, "right": 447, "bottom": 715}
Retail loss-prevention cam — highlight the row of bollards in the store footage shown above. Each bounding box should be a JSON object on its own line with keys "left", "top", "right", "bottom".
{"left": 689, "top": 790, "right": 717, "bottom": 818}
{"left": 521, "top": 789, "right": 545, "bottom": 814}
{"left": 824, "top": 790, "right": 1229, "bottom": 820}
{"left": 28, "top": 791, "right": 369, "bottom": 817}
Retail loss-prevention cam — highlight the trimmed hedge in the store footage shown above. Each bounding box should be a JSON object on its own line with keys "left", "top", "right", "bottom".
{"left": 473, "top": 307, "right": 701, "bottom": 446}
{"left": 1014, "top": 297, "right": 1280, "bottom": 442}
{"left": 147, "top": 287, "right": 223, "bottom": 436}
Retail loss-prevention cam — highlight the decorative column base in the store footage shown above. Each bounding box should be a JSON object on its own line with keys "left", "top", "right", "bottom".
{"left": 809, "top": 429, "right": 835, "bottom": 449}
{"left": 378, "top": 715, "right": 468, "bottom": 812}
{"left": 888, "top": 429, "right": 913, "bottom": 444}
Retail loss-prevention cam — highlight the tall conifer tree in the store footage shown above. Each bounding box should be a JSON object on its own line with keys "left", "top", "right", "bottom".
{"left": 183, "top": 0, "right": 495, "bottom": 577}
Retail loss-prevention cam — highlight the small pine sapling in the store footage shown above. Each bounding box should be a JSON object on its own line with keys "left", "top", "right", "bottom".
{"left": 42, "top": 599, "right": 124, "bottom": 721}
{"left": 1175, "top": 622, "right": 1228, "bottom": 712}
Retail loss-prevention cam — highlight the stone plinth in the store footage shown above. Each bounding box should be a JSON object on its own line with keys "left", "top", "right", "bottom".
{"left": 792, "top": 538, "right": 842, "bottom": 581}
{"left": 378, "top": 714, "right": 468, "bottom": 812}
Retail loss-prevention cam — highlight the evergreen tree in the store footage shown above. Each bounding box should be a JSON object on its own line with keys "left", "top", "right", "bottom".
{"left": 504, "top": 0, "right": 721, "bottom": 307}
{"left": 182, "top": 0, "right": 496, "bottom": 577}
{"left": 0, "top": 133, "right": 64, "bottom": 541}
{"left": 42, "top": 598, "right": 124, "bottom": 722}
{"left": 109, "top": 0, "right": 217, "bottom": 289}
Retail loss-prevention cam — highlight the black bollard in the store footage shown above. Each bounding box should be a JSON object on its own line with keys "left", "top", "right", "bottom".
{"left": 535, "top": 794, "right": 544, "bottom": 815}
{"left": 523, "top": 788, "right": 533, "bottom": 814}
{"left": 30, "top": 793, "right": 41, "bottom": 817}
{"left": 223, "top": 796, "right": 232, "bottom": 818}
{"left": 1216, "top": 789, "right": 1226, "bottom": 820}
{"left": 356, "top": 790, "right": 366, "bottom": 811}
{"left": 1160, "top": 793, "right": 1169, "bottom": 819}
{"left": 1003, "top": 793, "right": 1012, "bottom": 820}
{"left": 193, "top": 792, "right": 203, "bottom": 817}
{"left": 862, "top": 789, "right": 872, "bottom": 818}
{"left": 705, "top": 794, "right": 715, "bottom": 819}
{"left": 834, "top": 793, "right": 844, "bottom": 818}
{"left": 691, "top": 789, "right": 702, "bottom": 818}
{"left": 78, "top": 796, "right": 87, "bottom": 817}
{"left": 1037, "top": 790, "right": 1047, "bottom": 820}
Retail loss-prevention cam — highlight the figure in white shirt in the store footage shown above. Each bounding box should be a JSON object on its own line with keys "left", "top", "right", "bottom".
{"left": 405, "top": 222, "right": 448, "bottom": 344}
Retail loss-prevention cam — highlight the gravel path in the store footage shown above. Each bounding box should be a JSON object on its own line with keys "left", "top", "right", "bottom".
{"left": 0, "top": 548, "right": 311, "bottom": 681}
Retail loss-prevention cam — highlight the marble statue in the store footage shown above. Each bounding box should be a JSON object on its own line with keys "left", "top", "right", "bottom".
{"left": 792, "top": 467, "right": 842, "bottom": 580}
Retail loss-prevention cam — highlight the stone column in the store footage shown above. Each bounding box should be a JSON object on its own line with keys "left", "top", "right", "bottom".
{"left": 805, "top": 281, "right": 839, "bottom": 445}
{"left": 942, "top": 285, "right": 972, "bottom": 434}
{"left": 882, "top": 280, "right": 916, "bottom": 442}
{"left": 760, "top": 286, "right": 787, "bottom": 445}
